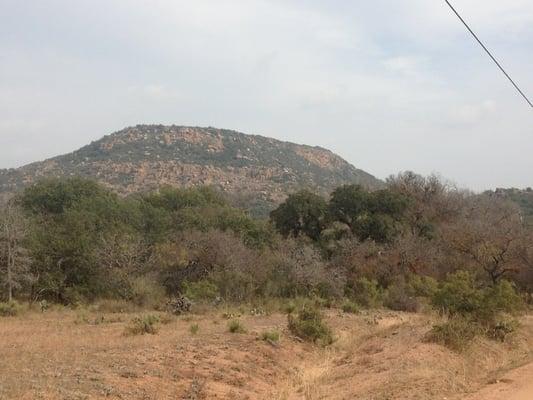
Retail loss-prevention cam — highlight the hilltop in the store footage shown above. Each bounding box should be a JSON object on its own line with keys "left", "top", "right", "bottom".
{"left": 0, "top": 125, "right": 381, "bottom": 215}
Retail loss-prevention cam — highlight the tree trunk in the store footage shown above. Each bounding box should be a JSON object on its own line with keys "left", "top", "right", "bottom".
{"left": 7, "top": 239, "right": 13, "bottom": 302}
{"left": 7, "top": 243, "right": 13, "bottom": 302}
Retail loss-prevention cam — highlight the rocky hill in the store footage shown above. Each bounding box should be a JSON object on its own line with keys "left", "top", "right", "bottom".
{"left": 0, "top": 125, "right": 381, "bottom": 215}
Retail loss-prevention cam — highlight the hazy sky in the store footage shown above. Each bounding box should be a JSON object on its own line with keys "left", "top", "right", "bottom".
{"left": 1, "top": 1, "right": 532, "bottom": 190}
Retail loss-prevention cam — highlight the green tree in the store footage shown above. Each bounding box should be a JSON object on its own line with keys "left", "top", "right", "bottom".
{"left": 328, "top": 185, "right": 407, "bottom": 243}
{"left": 270, "top": 190, "right": 327, "bottom": 240}
{"left": 20, "top": 178, "right": 139, "bottom": 302}
{"left": 328, "top": 185, "right": 369, "bottom": 229}
{"left": 0, "top": 201, "right": 32, "bottom": 301}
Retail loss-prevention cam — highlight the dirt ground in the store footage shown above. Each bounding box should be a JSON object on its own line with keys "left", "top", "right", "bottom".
{"left": 0, "top": 307, "right": 532, "bottom": 400}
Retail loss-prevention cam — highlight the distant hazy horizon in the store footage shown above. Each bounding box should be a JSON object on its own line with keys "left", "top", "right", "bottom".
{"left": 1, "top": 0, "right": 532, "bottom": 191}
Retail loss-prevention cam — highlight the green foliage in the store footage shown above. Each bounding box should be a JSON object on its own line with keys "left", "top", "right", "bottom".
{"left": 408, "top": 274, "right": 439, "bottom": 298}
{"left": 287, "top": 307, "right": 333, "bottom": 345}
{"left": 328, "top": 185, "right": 369, "bottom": 227}
{"left": 260, "top": 329, "right": 280, "bottom": 343}
{"left": 227, "top": 319, "right": 247, "bottom": 333}
{"left": 328, "top": 185, "right": 408, "bottom": 243}
{"left": 141, "top": 186, "right": 275, "bottom": 248}
{"left": 283, "top": 301, "right": 297, "bottom": 314}
{"left": 7, "top": 176, "right": 532, "bottom": 320}
{"left": 20, "top": 178, "right": 140, "bottom": 303}
{"left": 270, "top": 190, "right": 327, "bottom": 240}
{"left": 19, "top": 178, "right": 116, "bottom": 215}
{"left": 432, "top": 271, "right": 483, "bottom": 316}
{"left": 432, "top": 271, "right": 523, "bottom": 324}
{"left": 341, "top": 300, "right": 359, "bottom": 314}
{"left": 150, "top": 186, "right": 225, "bottom": 210}
{"left": 124, "top": 314, "right": 160, "bottom": 335}
{"left": 429, "top": 272, "right": 523, "bottom": 349}
{"left": 346, "top": 278, "right": 383, "bottom": 308}
{"left": 0, "top": 301, "right": 21, "bottom": 317}
{"left": 182, "top": 280, "right": 219, "bottom": 302}
{"left": 483, "top": 279, "right": 524, "bottom": 317}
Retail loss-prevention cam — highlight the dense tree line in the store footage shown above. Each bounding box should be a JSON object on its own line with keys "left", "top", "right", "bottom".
{"left": 0, "top": 173, "right": 532, "bottom": 308}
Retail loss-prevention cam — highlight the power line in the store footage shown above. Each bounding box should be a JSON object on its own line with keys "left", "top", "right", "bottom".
{"left": 444, "top": 0, "right": 533, "bottom": 108}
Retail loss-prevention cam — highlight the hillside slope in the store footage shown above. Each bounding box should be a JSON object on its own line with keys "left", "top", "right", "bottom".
{"left": 0, "top": 125, "right": 381, "bottom": 215}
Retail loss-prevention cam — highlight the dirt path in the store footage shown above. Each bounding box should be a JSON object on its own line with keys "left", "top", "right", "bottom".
{"left": 466, "top": 362, "right": 533, "bottom": 400}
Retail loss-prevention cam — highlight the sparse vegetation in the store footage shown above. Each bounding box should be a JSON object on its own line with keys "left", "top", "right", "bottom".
{"left": 341, "top": 300, "right": 359, "bottom": 314}
{"left": 426, "top": 317, "right": 482, "bottom": 351}
{"left": 190, "top": 323, "right": 199, "bottom": 335}
{"left": 1, "top": 173, "right": 533, "bottom": 399}
{"left": 0, "top": 301, "right": 21, "bottom": 317}
{"left": 227, "top": 319, "right": 247, "bottom": 334}
{"left": 427, "top": 271, "right": 524, "bottom": 350}
{"left": 260, "top": 329, "right": 280, "bottom": 343}
{"left": 288, "top": 306, "right": 334, "bottom": 345}
{"left": 124, "top": 314, "right": 160, "bottom": 335}
{"left": 346, "top": 278, "right": 382, "bottom": 308}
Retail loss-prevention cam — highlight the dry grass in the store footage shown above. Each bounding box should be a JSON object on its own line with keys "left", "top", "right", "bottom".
{"left": 0, "top": 307, "right": 531, "bottom": 400}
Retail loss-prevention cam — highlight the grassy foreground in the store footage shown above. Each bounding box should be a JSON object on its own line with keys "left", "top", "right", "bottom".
{"left": 0, "top": 305, "right": 532, "bottom": 400}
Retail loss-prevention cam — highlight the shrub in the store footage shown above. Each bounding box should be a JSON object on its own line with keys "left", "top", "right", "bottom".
{"left": 486, "top": 318, "right": 519, "bottom": 342}
{"left": 409, "top": 275, "right": 438, "bottom": 298}
{"left": 128, "top": 276, "right": 167, "bottom": 309}
{"left": 284, "top": 301, "right": 296, "bottom": 314}
{"left": 260, "top": 330, "right": 280, "bottom": 343}
{"left": 341, "top": 300, "right": 359, "bottom": 314}
{"left": 483, "top": 280, "right": 524, "bottom": 317}
{"left": 426, "top": 317, "right": 482, "bottom": 351}
{"left": 0, "top": 301, "right": 21, "bottom": 317}
{"left": 228, "top": 319, "right": 247, "bottom": 333}
{"left": 190, "top": 323, "right": 199, "bottom": 335}
{"left": 384, "top": 279, "right": 420, "bottom": 312}
{"left": 428, "top": 272, "right": 524, "bottom": 350}
{"left": 313, "top": 296, "right": 334, "bottom": 309}
{"left": 432, "top": 271, "right": 483, "bottom": 316}
{"left": 182, "top": 280, "right": 219, "bottom": 302}
{"left": 288, "top": 307, "right": 333, "bottom": 345}
{"left": 432, "top": 271, "right": 523, "bottom": 324}
{"left": 346, "top": 278, "right": 382, "bottom": 308}
{"left": 124, "top": 314, "right": 160, "bottom": 335}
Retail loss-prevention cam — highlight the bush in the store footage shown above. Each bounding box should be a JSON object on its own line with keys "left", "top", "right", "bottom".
{"left": 128, "top": 276, "right": 167, "bottom": 309}
{"left": 288, "top": 307, "right": 333, "bottom": 345}
{"left": 483, "top": 280, "right": 524, "bottom": 317}
{"left": 284, "top": 301, "right": 297, "bottom": 314}
{"left": 426, "top": 317, "right": 481, "bottom": 351}
{"left": 486, "top": 318, "right": 519, "bottom": 342}
{"left": 124, "top": 314, "right": 160, "bottom": 335}
{"left": 260, "top": 330, "right": 281, "bottom": 343}
{"left": 0, "top": 301, "right": 21, "bottom": 317}
{"left": 428, "top": 272, "right": 523, "bottom": 349}
{"left": 384, "top": 279, "right": 420, "bottom": 312}
{"left": 227, "top": 319, "right": 247, "bottom": 333}
{"left": 409, "top": 275, "right": 438, "bottom": 298}
{"left": 432, "top": 271, "right": 523, "bottom": 324}
{"left": 346, "top": 278, "right": 382, "bottom": 308}
{"left": 182, "top": 280, "right": 219, "bottom": 302}
{"left": 432, "top": 271, "right": 483, "bottom": 316}
{"left": 341, "top": 300, "right": 359, "bottom": 314}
